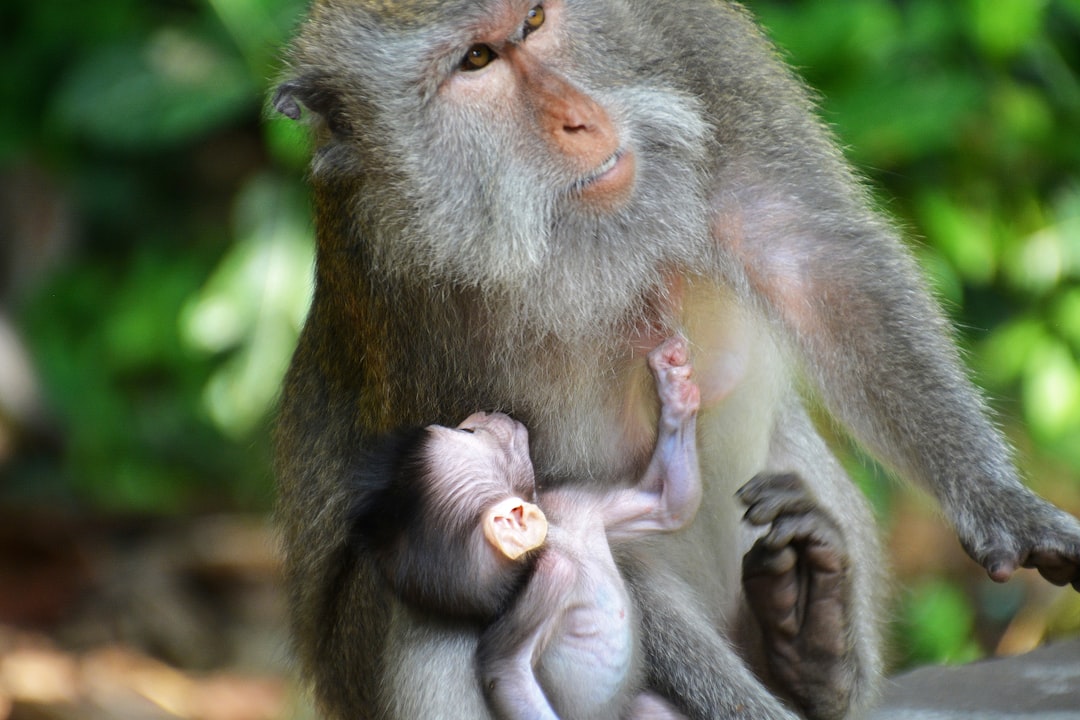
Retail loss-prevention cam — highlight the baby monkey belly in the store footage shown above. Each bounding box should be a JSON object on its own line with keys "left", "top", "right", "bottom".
{"left": 538, "top": 558, "right": 638, "bottom": 720}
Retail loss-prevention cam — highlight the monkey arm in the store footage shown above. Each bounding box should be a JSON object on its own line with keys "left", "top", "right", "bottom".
{"left": 604, "top": 411, "right": 702, "bottom": 542}
{"left": 477, "top": 551, "right": 576, "bottom": 720}
{"left": 723, "top": 190, "right": 1080, "bottom": 588}
{"left": 683, "top": 3, "right": 1077, "bottom": 587}
{"left": 665, "top": 0, "right": 1074, "bottom": 590}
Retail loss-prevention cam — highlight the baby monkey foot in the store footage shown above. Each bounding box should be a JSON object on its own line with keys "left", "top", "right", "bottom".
{"left": 647, "top": 335, "right": 699, "bottom": 424}
{"left": 738, "top": 472, "right": 855, "bottom": 720}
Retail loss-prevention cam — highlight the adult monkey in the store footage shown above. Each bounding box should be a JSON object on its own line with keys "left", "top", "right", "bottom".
{"left": 272, "top": 1, "right": 1080, "bottom": 719}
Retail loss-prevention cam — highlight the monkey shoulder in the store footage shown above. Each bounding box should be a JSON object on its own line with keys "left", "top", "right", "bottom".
{"left": 537, "top": 501, "right": 634, "bottom": 640}
{"left": 535, "top": 493, "right": 629, "bottom": 607}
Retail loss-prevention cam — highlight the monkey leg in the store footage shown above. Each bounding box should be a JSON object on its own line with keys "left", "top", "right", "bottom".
{"left": 738, "top": 472, "right": 856, "bottom": 720}
{"left": 625, "top": 560, "right": 805, "bottom": 720}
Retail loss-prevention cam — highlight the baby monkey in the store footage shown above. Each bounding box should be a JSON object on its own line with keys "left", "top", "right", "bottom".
{"left": 350, "top": 336, "right": 700, "bottom": 720}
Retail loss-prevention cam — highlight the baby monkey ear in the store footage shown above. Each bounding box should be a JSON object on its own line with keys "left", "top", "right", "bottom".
{"left": 483, "top": 498, "right": 548, "bottom": 560}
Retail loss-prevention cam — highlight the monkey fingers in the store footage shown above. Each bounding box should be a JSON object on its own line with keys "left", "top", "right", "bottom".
{"left": 1023, "top": 550, "right": 1080, "bottom": 589}
{"left": 647, "top": 334, "right": 690, "bottom": 374}
{"left": 1017, "top": 538, "right": 1080, "bottom": 591}
{"left": 958, "top": 486, "right": 1080, "bottom": 592}
{"left": 980, "top": 546, "right": 1080, "bottom": 591}
{"left": 739, "top": 473, "right": 855, "bottom": 720}
{"left": 738, "top": 473, "right": 818, "bottom": 525}
{"left": 1023, "top": 522, "right": 1080, "bottom": 592}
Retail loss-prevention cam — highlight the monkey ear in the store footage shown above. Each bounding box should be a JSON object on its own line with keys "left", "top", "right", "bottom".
{"left": 271, "top": 75, "right": 346, "bottom": 134}
{"left": 483, "top": 498, "right": 548, "bottom": 560}
{"left": 272, "top": 79, "right": 305, "bottom": 121}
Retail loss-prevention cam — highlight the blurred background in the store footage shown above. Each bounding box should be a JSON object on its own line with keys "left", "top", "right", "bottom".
{"left": 1, "top": 0, "right": 1078, "bottom": 717}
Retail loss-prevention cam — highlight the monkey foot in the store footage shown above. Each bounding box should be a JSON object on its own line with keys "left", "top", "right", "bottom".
{"left": 738, "top": 473, "right": 855, "bottom": 720}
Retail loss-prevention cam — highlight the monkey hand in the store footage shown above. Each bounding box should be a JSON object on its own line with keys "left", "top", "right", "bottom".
{"left": 738, "top": 472, "right": 855, "bottom": 720}
{"left": 956, "top": 484, "right": 1080, "bottom": 592}
{"left": 647, "top": 335, "right": 699, "bottom": 424}
{"left": 483, "top": 497, "right": 549, "bottom": 561}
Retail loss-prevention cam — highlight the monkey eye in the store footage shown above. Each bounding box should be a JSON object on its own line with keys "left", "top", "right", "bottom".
{"left": 461, "top": 44, "right": 496, "bottom": 71}
{"left": 523, "top": 5, "right": 545, "bottom": 36}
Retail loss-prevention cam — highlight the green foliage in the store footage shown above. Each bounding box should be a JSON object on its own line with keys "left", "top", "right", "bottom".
{"left": 19, "top": 249, "right": 256, "bottom": 511}
{"left": 899, "top": 580, "right": 983, "bottom": 666}
{"left": 181, "top": 173, "right": 314, "bottom": 439}
{"left": 4, "top": 0, "right": 310, "bottom": 512}
{"left": 50, "top": 29, "right": 256, "bottom": 152}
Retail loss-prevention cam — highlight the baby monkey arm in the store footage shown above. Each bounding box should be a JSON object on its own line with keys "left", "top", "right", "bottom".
{"left": 607, "top": 335, "right": 702, "bottom": 542}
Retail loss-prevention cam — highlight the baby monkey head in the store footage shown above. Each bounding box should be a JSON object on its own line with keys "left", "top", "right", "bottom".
{"left": 425, "top": 411, "right": 548, "bottom": 561}
{"left": 350, "top": 412, "right": 545, "bottom": 619}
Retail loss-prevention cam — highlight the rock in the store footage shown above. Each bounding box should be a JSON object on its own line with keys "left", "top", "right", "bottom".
{"left": 874, "top": 638, "right": 1080, "bottom": 719}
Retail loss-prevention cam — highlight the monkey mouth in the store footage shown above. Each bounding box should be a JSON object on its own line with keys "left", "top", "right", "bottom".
{"left": 573, "top": 149, "right": 630, "bottom": 195}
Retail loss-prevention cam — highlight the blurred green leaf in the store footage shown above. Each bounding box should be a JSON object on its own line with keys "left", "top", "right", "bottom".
{"left": 917, "top": 192, "right": 998, "bottom": 285}
{"left": 991, "top": 82, "right": 1055, "bottom": 149}
{"left": 182, "top": 173, "right": 313, "bottom": 438}
{"left": 832, "top": 69, "right": 984, "bottom": 167}
{"left": 754, "top": 0, "right": 901, "bottom": 71}
{"left": 900, "top": 580, "right": 982, "bottom": 665}
{"left": 1054, "top": 288, "right": 1080, "bottom": 349}
{"left": 917, "top": 248, "right": 964, "bottom": 307}
{"left": 978, "top": 317, "right": 1045, "bottom": 386}
{"left": 1022, "top": 337, "right": 1080, "bottom": 439}
{"left": 264, "top": 114, "right": 313, "bottom": 169}
{"left": 205, "top": 0, "right": 307, "bottom": 71}
{"left": 967, "top": 0, "right": 1050, "bottom": 58}
{"left": 1005, "top": 215, "right": 1076, "bottom": 294}
{"left": 50, "top": 28, "right": 256, "bottom": 150}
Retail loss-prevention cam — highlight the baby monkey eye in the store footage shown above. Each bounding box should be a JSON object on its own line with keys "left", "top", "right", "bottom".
{"left": 523, "top": 5, "right": 545, "bottom": 36}
{"left": 461, "top": 44, "right": 495, "bottom": 71}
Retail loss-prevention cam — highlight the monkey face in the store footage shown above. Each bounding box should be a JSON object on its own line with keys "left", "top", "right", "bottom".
{"left": 280, "top": 0, "right": 713, "bottom": 334}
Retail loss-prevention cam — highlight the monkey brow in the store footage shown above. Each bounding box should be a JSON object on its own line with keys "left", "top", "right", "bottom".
{"left": 352, "top": 0, "right": 480, "bottom": 30}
